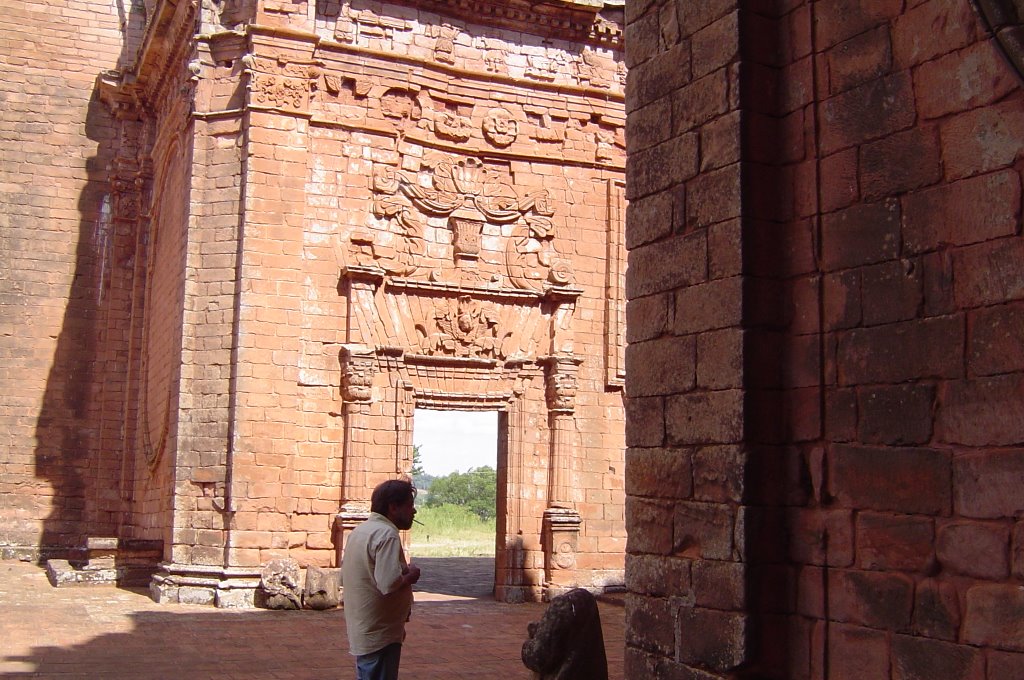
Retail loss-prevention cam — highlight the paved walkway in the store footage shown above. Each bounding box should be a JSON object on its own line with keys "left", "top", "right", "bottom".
{"left": 0, "top": 558, "right": 625, "bottom": 679}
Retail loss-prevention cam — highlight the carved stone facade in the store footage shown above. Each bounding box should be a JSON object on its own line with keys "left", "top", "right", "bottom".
{"left": 0, "top": 0, "right": 625, "bottom": 607}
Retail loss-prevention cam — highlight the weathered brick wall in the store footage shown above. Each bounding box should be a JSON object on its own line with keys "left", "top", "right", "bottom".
{"left": 625, "top": 0, "right": 1023, "bottom": 677}
{"left": 0, "top": 0, "right": 131, "bottom": 557}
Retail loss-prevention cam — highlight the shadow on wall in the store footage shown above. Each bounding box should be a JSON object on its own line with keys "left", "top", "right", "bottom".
{"left": 33, "top": 90, "right": 111, "bottom": 561}
{"left": 32, "top": 1, "right": 149, "bottom": 562}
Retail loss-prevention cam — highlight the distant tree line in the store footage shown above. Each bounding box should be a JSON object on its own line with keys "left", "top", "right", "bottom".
{"left": 411, "top": 446, "right": 496, "bottom": 521}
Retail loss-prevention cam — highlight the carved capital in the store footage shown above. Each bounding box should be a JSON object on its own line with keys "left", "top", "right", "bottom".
{"left": 541, "top": 355, "right": 584, "bottom": 414}
{"left": 340, "top": 345, "right": 376, "bottom": 402}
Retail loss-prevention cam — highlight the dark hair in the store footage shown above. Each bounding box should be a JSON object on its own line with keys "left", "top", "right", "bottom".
{"left": 370, "top": 479, "right": 417, "bottom": 516}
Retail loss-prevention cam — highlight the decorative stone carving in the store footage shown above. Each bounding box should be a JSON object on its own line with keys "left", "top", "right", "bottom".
{"left": 505, "top": 215, "right": 574, "bottom": 292}
{"left": 417, "top": 295, "right": 508, "bottom": 359}
{"left": 250, "top": 72, "right": 306, "bottom": 110}
{"left": 433, "top": 24, "right": 460, "bottom": 64}
{"left": 575, "top": 47, "right": 612, "bottom": 89}
{"left": 335, "top": 2, "right": 412, "bottom": 44}
{"left": 482, "top": 107, "right": 519, "bottom": 147}
{"left": 341, "top": 345, "right": 376, "bottom": 402}
{"left": 544, "top": 357, "right": 581, "bottom": 414}
{"left": 485, "top": 48, "right": 508, "bottom": 74}
{"left": 260, "top": 558, "right": 302, "bottom": 610}
{"left": 303, "top": 565, "right": 342, "bottom": 610}
{"left": 380, "top": 88, "right": 420, "bottom": 121}
{"left": 433, "top": 110, "right": 473, "bottom": 142}
{"left": 542, "top": 509, "right": 582, "bottom": 577}
{"left": 525, "top": 53, "right": 562, "bottom": 82}
{"left": 522, "top": 587, "right": 608, "bottom": 680}
{"left": 595, "top": 128, "right": 616, "bottom": 162}
{"left": 366, "top": 154, "right": 566, "bottom": 289}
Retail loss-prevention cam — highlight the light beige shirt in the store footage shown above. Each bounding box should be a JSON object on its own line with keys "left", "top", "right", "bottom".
{"left": 342, "top": 512, "right": 413, "bottom": 656}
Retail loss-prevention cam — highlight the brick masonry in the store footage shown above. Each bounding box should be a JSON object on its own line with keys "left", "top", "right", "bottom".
{"left": 1, "top": 0, "right": 629, "bottom": 606}
{"left": 625, "top": 0, "right": 1024, "bottom": 678}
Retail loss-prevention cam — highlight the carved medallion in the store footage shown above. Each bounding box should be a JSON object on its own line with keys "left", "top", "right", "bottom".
{"left": 418, "top": 296, "right": 508, "bottom": 359}
{"left": 482, "top": 108, "right": 518, "bottom": 148}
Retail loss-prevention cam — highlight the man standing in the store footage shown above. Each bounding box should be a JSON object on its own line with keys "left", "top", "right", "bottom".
{"left": 342, "top": 479, "right": 421, "bottom": 680}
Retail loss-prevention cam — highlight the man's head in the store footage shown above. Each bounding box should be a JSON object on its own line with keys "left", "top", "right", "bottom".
{"left": 370, "top": 479, "right": 417, "bottom": 530}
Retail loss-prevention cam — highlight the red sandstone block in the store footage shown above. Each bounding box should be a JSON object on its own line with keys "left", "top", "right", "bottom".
{"left": 625, "top": 554, "right": 692, "bottom": 598}
{"left": 700, "top": 110, "right": 741, "bottom": 172}
{"left": 686, "top": 65, "right": 736, "bottom": 130}
{"left": 953, "top": 239, "right": 1024, "bottom": 308}
{"left": 625, "top": 497, "right": 674, "bottom": 555}
{"left": 787, "top": 508, "right": 855, "bottom": 567}
{"left": 829, "top": 568, "right": 914, "bottom": 630}
{"left": 686, "top": 163, "right": 740, "bottom": 228}
{"left": 626, "top": 132, "right": 699, "bottom": 200}
{"left": 902, "top": 170, "right": 1020, "bottom": 255}
{"left": 626, "top": 230, "right": 706, "bottom": 299}
{"left": 626, "top": 336, "right": 696, "bottom": 397}
{"left": 823, "top": 270, "right": 862, "bottom": 331}
{"left": 676, "top": 606, "right": 748, "bottom": 672}
{"left": 814, "top": 0, "right": 903, "bottom": 49}
{"left": 829, "top": 444, "right": 951, "bottom": 514}
{"left": 820, "top": 198, "right": 900, "bottom": 271}
{"left": 857, "top": 383, "right": 935, "bottom": 446}
{"left": 892, "top": 635, "right": 985, "bottom": 680}
{"left": 666, "top": 389, "right": 743, "bottom": 447}
{"left": 679, "top": 0, "right": 736, "bottom": 36}
{"left": 838, "top": 315, "right": 964, "bottom": 385}
{"left": 937, "top": 520, "right": 1010, "bottom": 580}
{"left": 673, "top": 501, "right": 734, "bottom": 560}
{"left": 626, "top": 42, "right": 691, "bottom": 114}
{"left": 860, "top": 126, "right": 942, "bottom": 200}
{"left": 828, "top": 26, "right": 892, "bottom": 95}
{"left": 855, "top": 511, "right": 934, "bottom": 572}
{"left": 953, "top": 450, "right": 1024, "bottom": 518}
{"left": 626, "top": 594, "right": 677, "bottom": 657}
{"left": 963, "top": 584, "right": 1024, "bottom": 651}
{"left": 629, "top": 97, "right": 674, "bottom": 155}
{"left": 913, "top": 577, "right": 961, "bottom": 640}
{"left": 892, "top": 0, "right": 981, "bottom": 68}
{"left": 708, "top": 218, "right": 742, "bottom": 280}
{"left": 990, "top": 650, "right": 1024, "bottom": 679}
{"left": 695, "top": 328, "right": 742, "bottom": 390}
{"left": 914, "top": 41, "right": 1020, "bottom": 119}
{"left": 940, "top": 96, "right": 1024, "bottom": 180}
{"left": 1010, "top": 521, "right": 1024, "bottom": 582}
{"left": 673, "top": 277, "right": 742, "bottom": 335}
{"left": 969, "top": 303, "right": 1024, "bottom": 376}
{"left": 692, "top": 559, "right": 745, "bottom": 610}
{"left": 691, "top": 445, "right": 744, "bottom": 504}
{"left": 624, "top": 189, "right": 674, "bottom": 250}
{"left": 860, "top": 259, "right": 923, "bottom": 326}
{"left": 624, "top": 9, "right": 661, "bottom": 69}
{"left": 820, "top": 72, "right": 915, "bottom": 154}
{"left": 692, "top": 12, "right": 738, "bottom": 79}
{"left": 938, "top": 375, "right": 1024, "bottom": 447}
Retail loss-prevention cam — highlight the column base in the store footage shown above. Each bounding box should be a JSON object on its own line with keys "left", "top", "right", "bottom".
{"left": 149, "top": 562, "right": 262, "bottom": 608}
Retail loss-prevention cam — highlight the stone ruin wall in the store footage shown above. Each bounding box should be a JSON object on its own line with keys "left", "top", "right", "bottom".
{"left": 1, "top": 0, "right": 629, "bottom": 604}
{"left": 624, "top": 1, "right": 1024, "bottom": 678}
{"left": 0, "top": 0, "right": 137, "bottom": 558}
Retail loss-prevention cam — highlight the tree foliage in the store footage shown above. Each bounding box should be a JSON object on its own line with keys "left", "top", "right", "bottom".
{"left": 424, "top": 466, "right": 497, "bottom": 521}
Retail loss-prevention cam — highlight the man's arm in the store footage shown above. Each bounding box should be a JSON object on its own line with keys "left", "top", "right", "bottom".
{"left": 374, "top": 537, "right": 421, "bottom": 594}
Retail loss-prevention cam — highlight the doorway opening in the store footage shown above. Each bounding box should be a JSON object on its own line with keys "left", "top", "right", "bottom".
{"left": 410, "top": 408, "right": 499, "bottom": 599}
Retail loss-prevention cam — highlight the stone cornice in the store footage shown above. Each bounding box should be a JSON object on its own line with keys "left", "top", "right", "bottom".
{"left": 383, "top": 0, "right": 622, "bottom": 47}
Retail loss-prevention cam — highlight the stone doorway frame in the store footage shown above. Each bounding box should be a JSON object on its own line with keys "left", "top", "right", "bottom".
{"left": 332, "top": 264, "right": 584, "bottom": 602}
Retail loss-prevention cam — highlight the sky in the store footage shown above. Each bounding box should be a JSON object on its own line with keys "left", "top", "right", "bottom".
{"left": 413, "top": 409, "right": 497, "bottom": 476}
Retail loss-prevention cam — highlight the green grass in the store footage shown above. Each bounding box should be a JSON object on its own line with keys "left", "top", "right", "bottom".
{"left": 410, "top": 504, "right": 496, "bottom": 557}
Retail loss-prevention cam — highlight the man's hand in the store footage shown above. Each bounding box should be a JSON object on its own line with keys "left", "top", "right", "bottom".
{"left": 402, "top": 562, "right": 421, "bottom": 587}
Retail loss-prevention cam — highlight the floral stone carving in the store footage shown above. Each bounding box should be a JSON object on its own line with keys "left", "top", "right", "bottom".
{"left": 417, "top": 295, "right": 509, "bottom": 359}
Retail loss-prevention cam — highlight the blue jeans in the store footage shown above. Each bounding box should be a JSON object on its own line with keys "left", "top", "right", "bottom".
{"left": 355, "top": 642, "right": 402, "bottom": 680}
